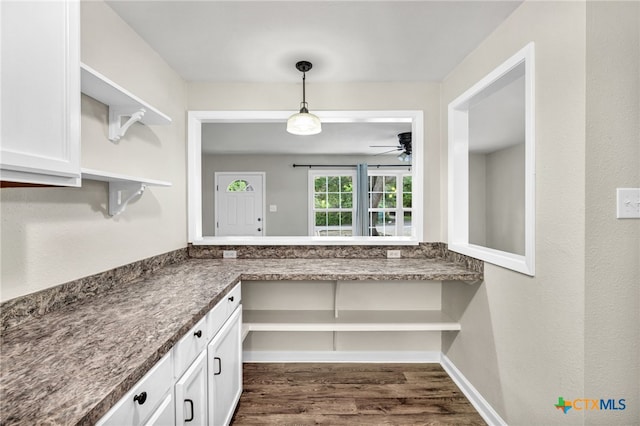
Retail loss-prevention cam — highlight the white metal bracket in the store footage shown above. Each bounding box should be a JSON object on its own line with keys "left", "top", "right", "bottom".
{"left": 108, "top": 107, "right": 146, "bottom": 142}
{"left": 108, "top": 181, "right": 147, "bottom": 216}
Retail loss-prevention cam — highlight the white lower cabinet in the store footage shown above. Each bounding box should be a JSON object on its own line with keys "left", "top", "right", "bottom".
{"left": 98, "top": 283, "right": 242, "bottom": 426}
{"left": 175, "top": 352, "right": 208, "bottom": 425}
{"left": 145, "top": 393, "right": 175, "bottom": 426}
{"left": 207, "top": 308, "right": 242, "bottom": 426}
{"left": 97, "top": 353, "right": 173, "bottom": 426}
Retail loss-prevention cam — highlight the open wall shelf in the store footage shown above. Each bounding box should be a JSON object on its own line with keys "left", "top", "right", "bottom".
{"left": 81, "top": 168, "right": 171, "bottom": 216}
{"left": 80, "top": 63, "right": 171, "bottom": 142}
{"left": 243, "top": 309, "right": 461, "bottom": 333}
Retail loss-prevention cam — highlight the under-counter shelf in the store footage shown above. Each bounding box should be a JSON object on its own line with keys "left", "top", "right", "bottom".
{"left": 81, "top": 168, "right": 171, "bottom": 216}
{"left": 80, "top": 63, "right": 171, "bottom": 142}
{"left": 243, "top": 309, "right": 461, "bottom": 332}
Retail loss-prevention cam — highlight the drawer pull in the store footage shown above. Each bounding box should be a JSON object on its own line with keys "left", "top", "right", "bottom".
{"left": 228, "top": 296, "right": 234, "bottom": 302}
{"left": 214, "top": 357, "right": 222, "bottom": 375}
{"left": 133, "top": 391, "right": 147, "bottom": 405}
{"left": 193, "top": 330, "right": 202, "bottom": 338}
{"left": 184, "top": 399, "right": 194, "bottom": 422}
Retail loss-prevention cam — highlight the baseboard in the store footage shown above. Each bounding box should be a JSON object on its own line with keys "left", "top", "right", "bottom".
{"left": 441, "top": 354, "right": 507, "bottom": 426}
{"left": 243, "top": 350, "right": 441, "bottom": 363}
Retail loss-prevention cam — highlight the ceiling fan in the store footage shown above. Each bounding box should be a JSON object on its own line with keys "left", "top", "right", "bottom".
{"left": 370, "top": 132, "right": 412, "bottom": 162}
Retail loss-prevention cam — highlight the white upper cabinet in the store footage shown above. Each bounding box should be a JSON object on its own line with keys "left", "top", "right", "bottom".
{"left": 0, "top": 0, "right": 81, "bottom": 186}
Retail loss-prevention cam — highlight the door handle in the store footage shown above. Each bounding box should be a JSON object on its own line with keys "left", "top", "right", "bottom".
{"left": 184, "top": 399, "right": 194, "bottom": 422}
{"left": 214, "top": 357, "right": 222, "bottom": 375}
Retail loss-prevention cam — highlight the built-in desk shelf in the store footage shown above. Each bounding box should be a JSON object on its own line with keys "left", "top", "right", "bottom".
{"left": 243, "top": 309, "right": 461, "bottom": 333}
{"left": 81, "top": 168, "right": 171, "bottom": 216}
{"left": 80, "top": 63, "right": 172, "bottom": 142}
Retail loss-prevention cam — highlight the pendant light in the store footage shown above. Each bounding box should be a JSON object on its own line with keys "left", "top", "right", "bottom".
{"left": 287, "top": 60, "right": 322, "bottom": 135}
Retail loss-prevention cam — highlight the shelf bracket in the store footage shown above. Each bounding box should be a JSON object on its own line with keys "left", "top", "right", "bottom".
{"left": 108, "top": 107, "right": 146, "bottom": 142}
{"left": 108, "top": 181, "right": 147, "bottom": 216}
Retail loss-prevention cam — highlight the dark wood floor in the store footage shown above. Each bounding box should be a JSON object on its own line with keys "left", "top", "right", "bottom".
{"left": 231, "top": 363, "right": 487, "bottom": 425}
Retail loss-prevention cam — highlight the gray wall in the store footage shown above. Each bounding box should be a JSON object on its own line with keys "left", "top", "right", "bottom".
{"left": 469, "top": 144, "right": 525, "bottom": 255}
{"left": 202, "top": 154, "right": 407, "bottom": 236}
{"left": 585, "top": 2, "right": 639, "bottom": 424}
{"left": 442, "top": 2, "right": 639, "bottom": 424}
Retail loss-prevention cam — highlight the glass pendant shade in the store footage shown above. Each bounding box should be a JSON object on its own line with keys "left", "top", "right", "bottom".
{"left": 287, "top": 103, "right": 322, "bottom": 135}
{"left": 287, "top": 60, "right": 321, "bottom": 135}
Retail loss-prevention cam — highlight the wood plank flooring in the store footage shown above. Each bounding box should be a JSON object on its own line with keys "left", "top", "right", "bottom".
{"left": 231, "top": 363, "right": 487, "bottom": 425}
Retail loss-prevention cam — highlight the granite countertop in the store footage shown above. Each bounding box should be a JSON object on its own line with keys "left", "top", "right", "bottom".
{"left": 0, "top": 258, "right": 482, "bottom": 425}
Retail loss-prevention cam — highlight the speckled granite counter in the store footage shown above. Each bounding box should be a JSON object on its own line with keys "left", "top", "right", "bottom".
{"left": 0, "top": 258, "right": 482, "bottom": 425}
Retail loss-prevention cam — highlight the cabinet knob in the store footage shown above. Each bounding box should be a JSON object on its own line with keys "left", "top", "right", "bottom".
{"left": 228, "top": 296, "right": 234, "bottom": 302}
{"left": 194, "top": 330, "right": 202, "bottom": 338}
{"left": 133, "top": 391, "right": 147, "bottom": 405}
{"left": 257, "top": 228, "right": 262, "bottom": 232}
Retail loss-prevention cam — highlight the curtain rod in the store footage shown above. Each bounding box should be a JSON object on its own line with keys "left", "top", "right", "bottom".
{"left": 292, "top": 164, "right": 411, "bottom": 169}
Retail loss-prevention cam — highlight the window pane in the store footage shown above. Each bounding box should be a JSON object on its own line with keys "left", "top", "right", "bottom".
{"left": 341, "top": 176, "right": 353, "bottom": 192}
{"left": 403, "top": 212, "right": 412, "bottom": 236}
{"left": 384, "top": 176, "right": 396, "bottom": 193}
{"left": 340, "top": 212, "right": 352, "bottom": 227}
{"left": 315, "top": 177, "right": 327, "bottom": 192}
{"left": 386, "top": 193, "right": 397, "bottom": 207}
{"left": 327, "top": 212, "right": 340, "bottom": 226}
{"left": 370, "top": 193, "right": 384, "bottom": 208}
{"left": 227, "top": 179, "right": 249, "bottom": 192}
{"left": 403, "top": 193, "right": 412, "bottom": 208}
{"left": 403, "top": 176, "right": 412, "bottom": 192}
{"left": 341, "top": 193, "right": 353, "bottom": 208}
{"left": 327, "top": 193, "right": 340, "bottom": 208}
{"left": 327, "top": 176, "right": 340, "bottom": 192}
{"left": 314, "top": 193, "right": 327, "bottom": 208}
{"left": 315, "top": 212, "right": 327, "bottom": 226}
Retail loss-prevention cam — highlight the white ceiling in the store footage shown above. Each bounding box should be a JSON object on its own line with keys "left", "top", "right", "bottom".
{"left": 106, "top": 0, "right": 522, "bottom": 83}
{"left": 107, "top": 1, "right": 523, "bottom": 155}
{"left": 202, "top": 121, "right": 412, "bottom": 155}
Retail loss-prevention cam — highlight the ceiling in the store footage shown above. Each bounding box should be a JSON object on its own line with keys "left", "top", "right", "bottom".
{"left": 202, "top": 122, "right": 412, "bottom": 155}
{"left": 106, "top": 0, "right": 522, "bottom": 83}
{"left": 107, "top": 1, "right": 523, "bottom": 155}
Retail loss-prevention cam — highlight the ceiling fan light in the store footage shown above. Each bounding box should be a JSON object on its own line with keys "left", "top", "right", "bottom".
{"left": 287, "top": 111, "right": 322, "bottom": 135}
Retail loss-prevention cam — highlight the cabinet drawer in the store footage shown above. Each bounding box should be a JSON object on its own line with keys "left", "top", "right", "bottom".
{"left": 225, "top": 283, "right": 242, "bottom": 315}
{"left": 207, "top": 283, "right": 241, "bottom": 339}
{"left": 173, "top": 315, "right": 208, "bottom": 379}
{"left": 97, "top": 352, "right": 172, "bottom": 426}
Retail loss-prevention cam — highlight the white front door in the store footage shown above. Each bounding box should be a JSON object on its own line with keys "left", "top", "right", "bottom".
{"left": 215, "top": 172, "right": 265, "bottom": 236}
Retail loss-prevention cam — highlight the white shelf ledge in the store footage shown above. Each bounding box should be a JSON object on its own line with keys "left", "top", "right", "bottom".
{"left": 81, "top": 168, "right": 171, "bottom": 216}
{"left": 80, "top": 63, "right": 172, "bottom": 142}
{"left": 243, "top": 310, "right": 461, "bottom": 332}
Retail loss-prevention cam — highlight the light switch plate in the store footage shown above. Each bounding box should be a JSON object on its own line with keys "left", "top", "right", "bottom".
{"left": 616, "top": 188, "right": 640, "bottom": 219}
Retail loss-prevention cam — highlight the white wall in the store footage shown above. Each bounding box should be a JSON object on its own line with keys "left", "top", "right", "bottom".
{"left": 441, "top": 2, "right": 587, "bottom": 424}
{"left": 189, "top": 81, "right": 441, "bottom": 242}
{"left": 0, "top": 1, "right": 188, "bottom": 302}
{"left": 584, "top": 2, "right": 639, "bottom": 424}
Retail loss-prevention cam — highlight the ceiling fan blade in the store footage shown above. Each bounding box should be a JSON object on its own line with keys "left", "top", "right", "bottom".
{"left": 373, "top": 148, "right": 400, "bottom": 156}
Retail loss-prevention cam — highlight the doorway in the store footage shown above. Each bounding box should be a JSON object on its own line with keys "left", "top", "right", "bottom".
{"left": 215, "top": 172, "right": 265, "bottom": 236}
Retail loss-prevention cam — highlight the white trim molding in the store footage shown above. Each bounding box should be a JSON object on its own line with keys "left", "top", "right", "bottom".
{"left": 243, "top": 351, "right": 441, "bottom": 363}
{"left": 441, "top": 354, "right": 508, "bottom": 426}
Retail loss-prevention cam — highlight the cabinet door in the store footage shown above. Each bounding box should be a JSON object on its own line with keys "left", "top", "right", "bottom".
{"left": 175, "top": 351, "right": 208, "bottom": 426}
{"left": 144, "top": 392, "right": 175, "bottom": 426}
{"left": 207, "top": 307, "right": 242, "bottom": 426}
{"left": 0, "top": 0, "right": 81, "bottom": 186}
